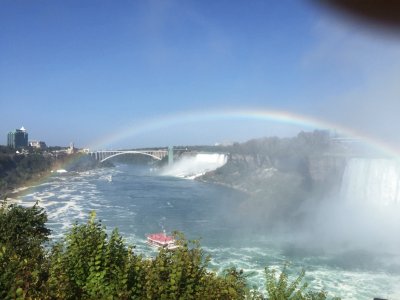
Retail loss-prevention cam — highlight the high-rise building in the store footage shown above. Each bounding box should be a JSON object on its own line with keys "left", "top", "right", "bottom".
{"left": 7, "top": 126, "right": 29, "bottom": 148}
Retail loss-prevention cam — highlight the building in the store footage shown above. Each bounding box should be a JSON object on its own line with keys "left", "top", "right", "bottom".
{"left": 67, "top": 142, "right": 77, "bottom": 154}
{"left": 29, "top": 140, "right": 47, "bottom": 149}
{"left": 7, "top": 126, "right": 28, "bottom": 148}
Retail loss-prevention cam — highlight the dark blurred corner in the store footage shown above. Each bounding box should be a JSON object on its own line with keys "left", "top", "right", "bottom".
{"left": 311, "top": 0, "right": 400, "bottom": 32}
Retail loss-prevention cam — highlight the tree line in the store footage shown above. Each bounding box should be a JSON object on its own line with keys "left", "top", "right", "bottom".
{"left": 0, "top": 147, "right": 52, "bottom": 197}
{"left": 0, "top": 146, "right": 110, "bottom": 199}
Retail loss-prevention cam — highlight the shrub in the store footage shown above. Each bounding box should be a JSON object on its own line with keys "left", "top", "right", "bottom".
{"left": 265, "top": 263, "right": 340, "bottom": 300}
{"left": 0, "top": 201, "right": 51, "bottom": 299}
{"left": 48, "top": 211, "right": 132, "bottom": 299}
{"left": 0, "top": 204, "right": 341, "bottom": 299}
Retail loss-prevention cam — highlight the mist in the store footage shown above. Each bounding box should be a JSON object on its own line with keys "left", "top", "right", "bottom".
{"left": 305, "top": 158, "right": 400, "bottom": 253}
{"left": 160, "top": 153, "right": 227, "bottom": 179}
{"left": 183, "top": 132, "right": 400, "bottom": 279}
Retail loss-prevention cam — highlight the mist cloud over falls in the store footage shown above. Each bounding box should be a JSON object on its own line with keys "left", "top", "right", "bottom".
{"left": 198, "top": 132, "right": 400, "bottom": 267}
{"left": 309, "top": 158, "right": 400, "bottom": 253}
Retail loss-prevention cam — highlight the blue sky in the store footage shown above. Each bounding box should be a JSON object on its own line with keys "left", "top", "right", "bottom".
{"left": 1, "top": 1, "right": 400, "bottom": 149}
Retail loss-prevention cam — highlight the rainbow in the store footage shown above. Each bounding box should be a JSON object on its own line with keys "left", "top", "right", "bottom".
{"left": 4, "top": 153, "right": 88, "bottom": 201}
{"left": 7, "top": 108, "right": 400, "bottom": 200}
{"left": 88, "top": 108, "right": 400, "bottom": 158}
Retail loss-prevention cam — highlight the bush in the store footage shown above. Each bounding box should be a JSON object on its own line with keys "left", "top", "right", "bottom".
{"left": 0, "top": 204, "right": 341, "bottom": 299}
{"left": 48, "top": 211, "right": 131, "bottom": 299}
{"left": 47, "top": 214, "right": 257, "bottom": 299}
{"left": 265, "top": 263, "right": 340, "bottom": 300}
{"left": 0, "top": 201, "right": 51, "bottom": 299}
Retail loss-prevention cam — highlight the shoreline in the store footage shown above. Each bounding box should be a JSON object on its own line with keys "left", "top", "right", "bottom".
{"left": 0, "top": 167, "right": 55, "bottom": 203}
{"left": 1, "top": 185, "right": 34, "bottom": 205}
{"left": 1, "top": 165, "right": 109, "bottom": 205}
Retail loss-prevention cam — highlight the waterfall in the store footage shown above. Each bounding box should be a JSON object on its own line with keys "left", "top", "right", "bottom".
{"left": 311, "top": 158, "right": 400, "bottom": 252}
{"left": 341, "top": 158, "right": 400, "bottom": 207}
{"left": 161, "top": 153, "right": 227, "bottom": 179}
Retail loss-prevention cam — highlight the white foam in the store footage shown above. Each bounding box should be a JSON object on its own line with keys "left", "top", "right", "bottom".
{"left": 161, "top": 153, "right": 227, "bottom": 179}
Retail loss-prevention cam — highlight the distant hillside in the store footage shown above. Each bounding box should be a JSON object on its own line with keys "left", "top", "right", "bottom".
{"left": 0, "top": 148, "right": 52, "bottom": 198}
{"left": 0, "top": 147, "right": 111, "bottom": 199}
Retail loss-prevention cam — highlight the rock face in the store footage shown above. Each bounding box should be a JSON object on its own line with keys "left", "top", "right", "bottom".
{"left": 199, "top": 153, "right": 278, "bottom": 194}
{"left": 307, "top": 155, "right": 347, "bottom": 189}
{"left": 198, "top": 131, "right": 349, "bottom": 228}
{"left": 308, "top": 156, "right": 346, "bottom": 182}
{"left": 201, "top": 151, "right": 347, "bottom": 197}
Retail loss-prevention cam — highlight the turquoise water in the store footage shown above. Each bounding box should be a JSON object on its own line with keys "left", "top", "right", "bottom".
{"left": 18, "top": 164, "right": 400, "bottom": 299}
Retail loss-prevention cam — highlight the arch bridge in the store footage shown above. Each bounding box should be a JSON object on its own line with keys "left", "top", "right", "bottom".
{"left": 88, "top": 149, "right": 169, "bottom": 163}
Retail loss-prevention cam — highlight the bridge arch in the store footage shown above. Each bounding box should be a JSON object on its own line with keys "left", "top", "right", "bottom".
{"left": 100, "top": 151, "right": 163, "bottom": 163}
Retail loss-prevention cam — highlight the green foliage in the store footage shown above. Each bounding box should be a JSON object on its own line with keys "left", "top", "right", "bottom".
{"left": 48, "top": 211, "right": 131, "bottom": 299}
{"left": 0, "top": 204, "right": 341, "bottom": 299}
{"left": 265, "top": 263, "right": 340, "bottom": 300}
{"left": 0, "top": 202, "right": 50, "bottom": 257}
{"left": 47, "top": 217, "right": 258, "bottom": 299}
{"left": 0, "top": 201, "right": 51, "bottom": 299}
{"left": 0, "top": 152, "right": 52, "bottom": 198}
{"left": 137, "top": 234, "right": 257, "bottom": 299}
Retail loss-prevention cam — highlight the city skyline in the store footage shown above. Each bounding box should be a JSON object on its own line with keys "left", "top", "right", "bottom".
{"left": 1, "top": 1, "right": 400, "bottom": 150}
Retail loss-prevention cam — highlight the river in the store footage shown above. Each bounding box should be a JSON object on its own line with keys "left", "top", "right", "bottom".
{"left": 16, "top": 162, "right": 400, "bottom": 299}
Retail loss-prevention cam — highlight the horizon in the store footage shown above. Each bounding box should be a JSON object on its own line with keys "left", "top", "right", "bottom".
{"left": 1, "top": 1, "right": 400, "bottom": 151}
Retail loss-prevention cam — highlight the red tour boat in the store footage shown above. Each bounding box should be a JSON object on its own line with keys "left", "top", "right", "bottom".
{"left": 147, "top": 231, "right": 178, "bottom": 250}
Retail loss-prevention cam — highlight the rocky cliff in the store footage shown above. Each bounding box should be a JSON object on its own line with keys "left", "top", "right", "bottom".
{"left": 198, "top": 131, "right": 348, "bottom": 227}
